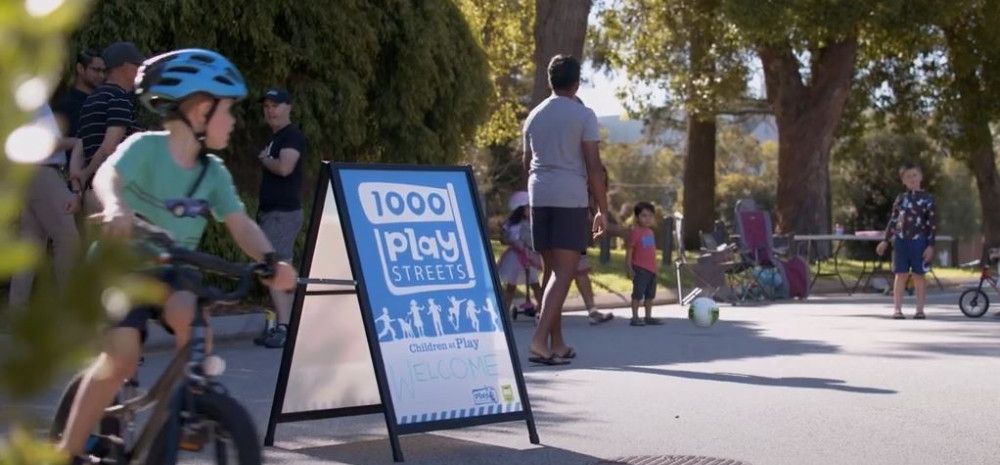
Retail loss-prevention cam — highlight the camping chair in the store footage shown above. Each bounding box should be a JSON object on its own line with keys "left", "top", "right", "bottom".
{"left": 733, "top": 199, "right": 790, "bottom": 301}
{"left": 691, "top": 223, "right": 751, "bottom": 303}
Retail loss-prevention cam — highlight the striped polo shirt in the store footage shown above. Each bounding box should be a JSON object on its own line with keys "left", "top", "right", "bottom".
{"left": 77, "top": 83, "right": 138, "bottom": 161}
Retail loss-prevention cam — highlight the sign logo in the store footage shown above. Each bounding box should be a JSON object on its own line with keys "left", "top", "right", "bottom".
{"left": 501, "top": 384, "right": 514, "bottom": 403}
{"left": 359, "top": 182, "right": 477, "bottom": 295}
{"left": 472, "top": 386, "right": 499, "bottom": 405}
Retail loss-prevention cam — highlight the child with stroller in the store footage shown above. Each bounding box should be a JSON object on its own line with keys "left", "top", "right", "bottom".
{"left": 497, "top": 191, "right": 543, "bottom": 319}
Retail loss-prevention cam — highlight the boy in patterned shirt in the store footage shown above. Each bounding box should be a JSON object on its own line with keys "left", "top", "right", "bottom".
{"left": 876, "top": 162, "right": 936, "bottom": 319}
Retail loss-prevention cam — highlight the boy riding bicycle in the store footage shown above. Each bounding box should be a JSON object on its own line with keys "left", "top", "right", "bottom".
{"left": 57, "top": 49, "right": 296, "bottom": 464}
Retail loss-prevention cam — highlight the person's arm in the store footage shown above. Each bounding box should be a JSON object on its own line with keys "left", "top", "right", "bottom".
{"left": 222, "top": 212, "right": 296, "bottom": 291}
{"left": 521, "top": 135, "right": 532, "bottom": 187}
{"left": 877, "top": 194, "right": 902, "bottom": 256}
{"left": 924, "top": 195, "right": 937, "bottom": 263}
{"left": 259, "top": 148, "right": 300, "bottom": 176}
{"left": 582, "top": 140, "right": 608, "bottom": 238}
{"left": 92, "top": 161, "right": 133, "bottom": 237}
{"left": 624, "top": 228, "right": 635, "bottom": 277}
{"left": 82, "top": 126, "right": 126, "bottom": 179}
{"left": 68, "top": 139, "right": 84, "bottom": 187}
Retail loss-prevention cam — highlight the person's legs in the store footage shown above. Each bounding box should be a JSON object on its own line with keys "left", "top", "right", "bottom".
{"left": 160, "top": 290, "right": 204, "bottom": 350}
{"left": 57, "top": 327, "right": 142, "bottom": 455}
{"left": 529, "top": 282, "right": 544, "bottom": 309}
{"left": 530, "top": 248, "right": 579, "bottom": 357}
{"left": 8, "top": 196, "right": 45, "bottom": 308}
{"left": 913, "top": 274, "right": 927, "bottom": 317}
{"left": 32, "top": 168, "right": 80, "bottom": 290}
{"left": 575, "top": 271, "right": 595, "bottom": 309}
{"left": 892, "top": 274, "right": 907, "bottom": 317}
{"left": 258, "top": 210, "right": 302, "bottom": 348}
{"left": 502, "top": 283, "right": 516, "bottom": 313}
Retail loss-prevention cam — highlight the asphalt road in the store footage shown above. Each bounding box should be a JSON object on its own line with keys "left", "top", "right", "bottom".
{"left": 10, "top": 289, "right": 1000, "bottom": 465}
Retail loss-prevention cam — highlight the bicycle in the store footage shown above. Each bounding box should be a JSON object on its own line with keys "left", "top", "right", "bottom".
{"left": 958, "top": 248, "right": 1000, "bottom": 318}
{"left": 50, "top": 220, "right": 271, "bottom": 464}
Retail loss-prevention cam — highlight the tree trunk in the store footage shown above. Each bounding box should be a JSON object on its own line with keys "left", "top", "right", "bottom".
{"left": 682, "top": 117, "right": 716, "bottom": 249}
{"left": 965, "top": 130, "right": 1000, "bottom": 253}
{"left": 758, "top": 39, "right": 857, "bottom": 236}
{"left": 680, "top": 1, "right": 717, "bottom": 250}
{"left": 529, "top": 0, "right": 592, "bottom": 108}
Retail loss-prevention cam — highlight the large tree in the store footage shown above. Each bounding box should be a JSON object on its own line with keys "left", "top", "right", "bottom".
{"left": 596, "top": 0, "right": 751, "bottom": 248}
{"left": 529, "top": 0, "right": 593, "bottom": 108}
{"left": 939, "top": 0, "right": 1000, "bottom": 253}
{"left": 456, "top": 0, "right": 534, "bottom": 210}
{"left": 722, "top": 0, "right": 962, "bottom": 235}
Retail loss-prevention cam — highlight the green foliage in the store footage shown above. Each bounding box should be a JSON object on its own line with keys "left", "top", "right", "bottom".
{"left": 715, "top": 128, "right": 778, "bottom": 222}
{"left": 831, "top": 127, "right": 942, "bottom": 232}
{"left": 594, "top": 0, "right": 750, "bottom": 118}
{"left": 601, "top": 142, "right": 682, "bottom": 219}
{"left": 455, "top": 1, "right": 533, "bottom": 215}
{"left": 70, "top": 0, "right": 492, "bottom": 191}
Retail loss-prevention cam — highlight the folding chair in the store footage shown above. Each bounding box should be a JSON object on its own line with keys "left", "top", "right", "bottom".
{"left": 733, "top": 199, "right": 790, "bottom": 301}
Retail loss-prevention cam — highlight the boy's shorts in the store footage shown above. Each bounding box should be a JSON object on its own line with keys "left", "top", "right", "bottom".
{"left": 531, "top": 206, "right": 589, "bottom": 252}
{"left": 892, "top": 237, "right": 929, "bottom": 274}
{"left": 115, "top": 267, "right": 194, "bottom": 334}
{"left": 631, "top": 266, "right": 657, "bottom": 301}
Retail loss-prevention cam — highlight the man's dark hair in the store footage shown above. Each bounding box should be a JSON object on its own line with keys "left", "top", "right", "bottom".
{"left": 633, "top": 201, "right": 655, "bottom": 217}
{"left": 547, "top": 54, "right": 581, "bottom": 91}
{"left": 76, "top": 49, "right": 101, "bottom": 67}
{"left": 898, "top": 161, "right": 922, "bottom": 176}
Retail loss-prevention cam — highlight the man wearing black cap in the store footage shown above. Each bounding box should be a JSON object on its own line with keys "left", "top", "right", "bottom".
{"left": 254, "top": 88, "right": 306, "bottom": 348}
{"left": 71, "top": 41, "right": 143, "bottom": 214}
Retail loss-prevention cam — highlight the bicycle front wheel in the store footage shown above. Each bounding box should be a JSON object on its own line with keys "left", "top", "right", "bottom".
{"left": 959, "top": 288, "right": 989, "bottom": 318}
{"left": 147, "top": 391, "right": 261, "bottom": 465}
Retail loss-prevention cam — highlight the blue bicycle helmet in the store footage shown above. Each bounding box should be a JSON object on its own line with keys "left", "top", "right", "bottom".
{"left": 135, "top": 48, "right": 247, "bottom": 115}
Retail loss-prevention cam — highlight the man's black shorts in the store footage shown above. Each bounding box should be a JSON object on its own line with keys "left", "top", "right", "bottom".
{"left": 531, "top": 206, "right": 589, "bottom": 253}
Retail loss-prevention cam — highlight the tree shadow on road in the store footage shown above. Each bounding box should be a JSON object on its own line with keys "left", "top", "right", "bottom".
{"left": 599, "top": 366, "right": 896, "bottom": 394}
{"left": 509, "top": 315, "right": 840, "bottom": 369}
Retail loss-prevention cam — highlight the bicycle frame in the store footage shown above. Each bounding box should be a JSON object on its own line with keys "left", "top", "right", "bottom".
{"left": 102, "top": 302, "right": 216, "bottom": 465}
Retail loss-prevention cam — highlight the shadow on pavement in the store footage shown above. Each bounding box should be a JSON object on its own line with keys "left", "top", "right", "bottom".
{"left": 511, "top": 315, "right": 840, "bottom": 370}
{"left": 601, "top": 366, "right": 896, "bottom": 394}
{"left": 273, "top": 433, "right": 601, "bottom": 465}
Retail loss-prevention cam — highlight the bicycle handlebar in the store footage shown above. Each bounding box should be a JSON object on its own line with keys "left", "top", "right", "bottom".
{"left": 131, "top": 219, "right": 274, "bottom": 302}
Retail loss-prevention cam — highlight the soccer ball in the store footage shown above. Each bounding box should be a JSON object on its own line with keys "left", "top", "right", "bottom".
{"left": 688, "top": 297, "right": 719, "bottom": 328}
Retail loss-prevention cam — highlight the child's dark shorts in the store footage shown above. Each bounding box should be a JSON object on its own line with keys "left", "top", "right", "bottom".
{"left": 892, "top": 237, "right": 929, "bottom": 274}
{"left": 115, "top": 267, "right": 193, "bottom": 334}
{"left": 631, "top": 266, "right": 657, "bottom": 301}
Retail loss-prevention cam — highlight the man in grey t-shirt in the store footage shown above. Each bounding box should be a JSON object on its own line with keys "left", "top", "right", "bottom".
{"left": 522, "top": 54, "right": 609, "bottom": 365}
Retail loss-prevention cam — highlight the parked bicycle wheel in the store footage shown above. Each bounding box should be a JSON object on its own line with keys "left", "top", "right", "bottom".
{"left": 147, "top": 391, "right": 261, "bottom": 465}
{"left": 958, "top": 288, "right": 989, "bottom": 318}
{"left": 49, "top": 371, "right": 125, "bottom": 462}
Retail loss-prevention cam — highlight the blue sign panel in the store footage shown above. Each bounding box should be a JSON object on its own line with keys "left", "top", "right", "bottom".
{"left": 335, "top": 168, "right": 523, "bottom": 425}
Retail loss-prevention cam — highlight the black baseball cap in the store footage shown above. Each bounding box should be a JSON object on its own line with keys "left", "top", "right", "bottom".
{"left": 260, "top": 88, "right": 290, "bottom": 104}
{"left": 102, "top": 42, "right": 144, "bottom": 70}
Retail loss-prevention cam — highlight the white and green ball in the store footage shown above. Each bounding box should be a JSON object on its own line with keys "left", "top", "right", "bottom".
{"left": 688, "top": 297, "right": 720, "bottom": 328}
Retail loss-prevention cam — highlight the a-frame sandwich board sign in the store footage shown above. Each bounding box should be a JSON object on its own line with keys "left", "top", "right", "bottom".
{"left": 266, "top": 162, "right": 538, "bottom": 461}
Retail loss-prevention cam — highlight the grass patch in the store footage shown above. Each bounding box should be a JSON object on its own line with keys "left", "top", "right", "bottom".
{"left": 489, "top": 240, "right": 979, "bottom": 299}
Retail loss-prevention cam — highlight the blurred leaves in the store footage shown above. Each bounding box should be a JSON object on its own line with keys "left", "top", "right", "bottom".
{"left": 0, "top": 427, "right": 64, "bottom": 465}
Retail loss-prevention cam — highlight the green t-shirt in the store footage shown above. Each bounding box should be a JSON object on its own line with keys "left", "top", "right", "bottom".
{"left": 110, "top": 131, "right": 245, "bottom": 249}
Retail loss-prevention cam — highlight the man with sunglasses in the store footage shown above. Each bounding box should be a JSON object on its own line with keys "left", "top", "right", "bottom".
{"left": 53, "top": 49, "right": 105, "bottom": 162}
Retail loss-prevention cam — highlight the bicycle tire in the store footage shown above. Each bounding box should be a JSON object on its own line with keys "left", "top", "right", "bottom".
{"left": 959, "top": 288, "right": 989, "bottom": 318}
{"left": 49, "top": 371, "right": 124, "bottom": 461}
{"left": 146, "top": 391, "right": 261, "bottom": 465}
